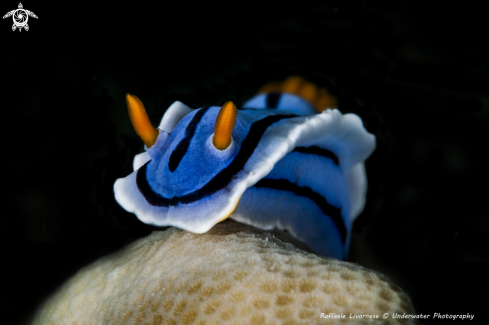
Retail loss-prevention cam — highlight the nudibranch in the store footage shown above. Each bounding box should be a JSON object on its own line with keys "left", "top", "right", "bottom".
{"left": 114, "top": 76, "right": 376, "bottom": 259}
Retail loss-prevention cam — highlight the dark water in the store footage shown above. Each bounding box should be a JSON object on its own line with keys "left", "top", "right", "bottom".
{"left": 1, "top": 1, "right": 488, "bottom": 324}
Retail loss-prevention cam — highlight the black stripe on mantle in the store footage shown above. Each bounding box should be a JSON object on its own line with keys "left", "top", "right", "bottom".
{"left": 253, "top": 178, "right": 346, "bottom": 244}
{"left": 292, "top": 146, "right": 339, "bottom": 165}
{"left": 168, "top": 106, "right": 211, "bottom": 172}
{"left": 266, "top": 92, "right": 281, "bottom": 108}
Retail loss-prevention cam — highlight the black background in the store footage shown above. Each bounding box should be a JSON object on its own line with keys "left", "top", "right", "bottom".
{"left": 1, "top": 1, "right": 488, "bottom": 324}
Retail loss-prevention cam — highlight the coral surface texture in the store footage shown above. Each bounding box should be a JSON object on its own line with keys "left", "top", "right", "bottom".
{"left": 32, "top": 221, "right": 416, "bottom": 325}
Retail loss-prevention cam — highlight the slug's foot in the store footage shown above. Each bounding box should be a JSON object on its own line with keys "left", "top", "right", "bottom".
{"left": 258, "top": 76, "right": 338, "bottom": 112}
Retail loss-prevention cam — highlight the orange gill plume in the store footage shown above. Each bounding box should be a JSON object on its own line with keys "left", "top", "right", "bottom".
{"left": 126, "top": 93, "right": 159, "bottom": 148}
{"left": 257, "top": 76, "right": 338, "bottom": 112}
{"left": 213, "top": 101, "right": 237, "bottom": 150}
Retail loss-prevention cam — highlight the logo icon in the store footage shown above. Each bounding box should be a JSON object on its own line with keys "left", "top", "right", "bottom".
{"left": 3, "top": 3, "right": 37, "bottom": 32}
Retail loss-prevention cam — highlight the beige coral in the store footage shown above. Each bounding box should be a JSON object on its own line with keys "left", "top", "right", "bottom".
{"left": 32, "top": 220, "right": 417, "bottom": 325}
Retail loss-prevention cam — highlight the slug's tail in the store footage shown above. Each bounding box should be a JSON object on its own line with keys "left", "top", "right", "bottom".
{"left": 257, "top": 76, "right": 338, "bottom": 112}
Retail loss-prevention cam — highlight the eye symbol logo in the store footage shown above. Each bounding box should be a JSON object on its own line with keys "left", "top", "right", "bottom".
{"left": 2, "top": 3, "right": 38, "bottom": 32}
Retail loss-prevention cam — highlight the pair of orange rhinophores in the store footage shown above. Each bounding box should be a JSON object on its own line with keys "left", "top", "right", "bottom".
{"left": 126, "top": 76, "right": 336, "bottom": 150}
{"left": 126, "top": 95, "right": 237, "bottom": 151}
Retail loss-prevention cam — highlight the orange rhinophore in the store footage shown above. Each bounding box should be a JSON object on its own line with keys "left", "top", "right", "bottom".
{"left": 213, "top": 101, "right": 237, "bottom": 150}
{"left": 126, "top": 93, "right": 159, "bottom": 148}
